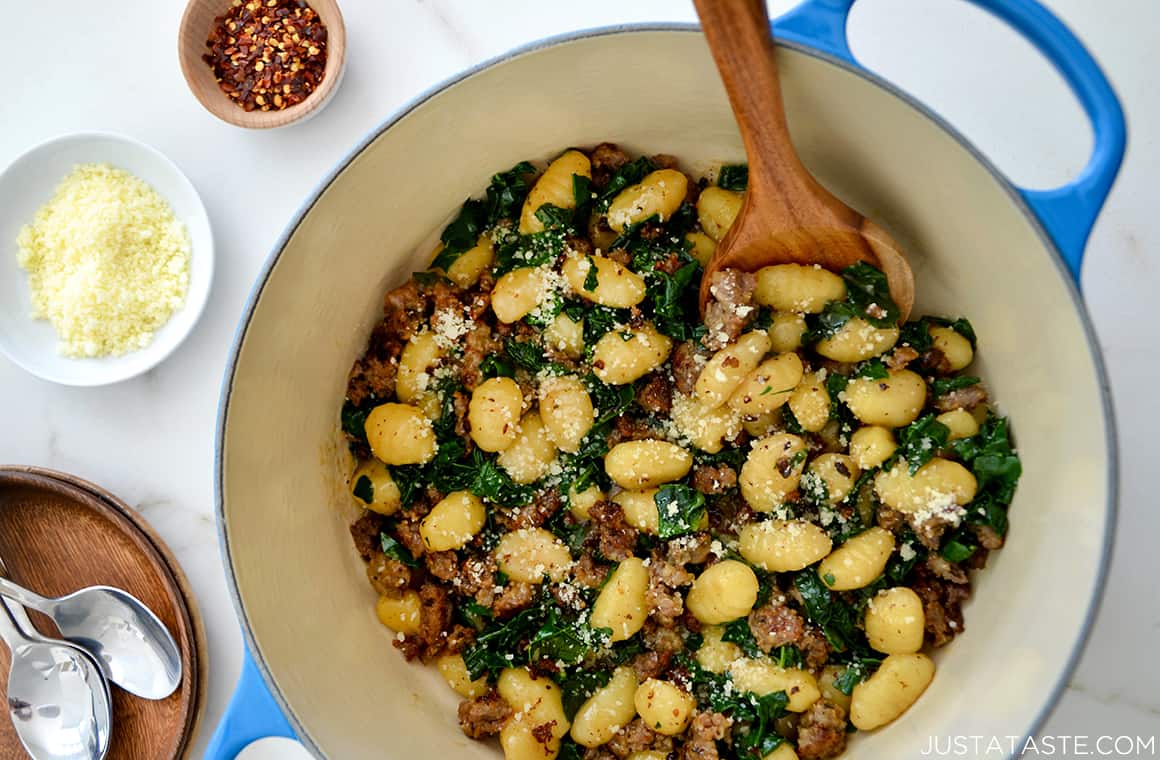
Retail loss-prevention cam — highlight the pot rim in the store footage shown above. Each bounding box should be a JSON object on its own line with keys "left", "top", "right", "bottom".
{"left": 214, "top": 22, "right": 1118, "bottom": 759}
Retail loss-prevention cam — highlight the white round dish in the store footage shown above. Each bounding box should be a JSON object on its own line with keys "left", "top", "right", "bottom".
{"left": 0, "top": 132, "right": 213, "bottom": 386}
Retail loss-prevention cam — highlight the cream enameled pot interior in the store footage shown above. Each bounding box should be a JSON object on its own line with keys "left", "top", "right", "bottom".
{"left": 220, "top": 29, "right": 1109, "bottom": 759}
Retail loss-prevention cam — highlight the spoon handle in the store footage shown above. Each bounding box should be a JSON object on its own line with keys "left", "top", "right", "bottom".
{"left": 0, "top": 555, "right": 40, "bottom": 642}
{"left": 693, "top": 0, "right": 852, "bottom": 224}
{"left": 0, "top": 591, "right": 31, "bottom": 649}
{"left": 0, "top": 575, "right": 49, "bottom": 613}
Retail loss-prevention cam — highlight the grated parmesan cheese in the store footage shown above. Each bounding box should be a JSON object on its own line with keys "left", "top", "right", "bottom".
{"left": 16, "top": 163, "right": 190, "bottom": 357}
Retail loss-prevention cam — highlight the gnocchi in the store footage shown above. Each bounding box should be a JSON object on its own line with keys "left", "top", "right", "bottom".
{"left": 930, "top": 325, "right": 973, "bottom": 370}
{"left": 864, "top": 587, "right": 925, "bottom": 655}
{"left": 613, "top": 489, "right": 661, "bottom": 534}
{"left": 497, "top": 410, "right": 557, "bottom": 484}
{"left": 441, "top": 234, "right": 495, "bottom": 288}
{"left": 592, "top": 323, "right": 673, "bottom": 385}
{"left": 686, "top": 560, "right": 759, "bottom": 624}
{"left": 492, "top": 266, "right": 551, "bottom": 324}
{"left": 728, "top": 658, "right": 822, "bottom": 712}
{"left": 817, "top": 527, "right": 895, "bottom": 591}
{"left": 420, "top": 491, "right": 486, "bottom": 551}
{"left": 728, "top": 352, "right": 805, "bottom": 416}
{"left": 498, "top": 667, "right": 571, "bottom": 760}
{"left": 767, "top": 311, "right": 807, "bottom": 353}
{"left": 395, "top": 332, "right": 444, "bottom": 403}
{"left": 590, "top": 557, "right": 649, "bottom": 641}
{"left": 436, "top": 654, "right": 488, "bottom": 699}
{"left": 375, "top": 591, "right": 420, "bottom": 634}
{"left": 696, "top": 186, "right": 742, "bottom": 241}
{"left": 843, "top": 369, "right": 927, "bottom": 428}
{"left": 695, "top": 625, "right": 744, "bottom": 673}
{"left": 563, "top": 254, "right": 646, "bottom": 309}
{"left": 520, "top": 150, "right": 591, "bottom": 234}
{"left": 740, "top": 433, "right": 808, "bottom": 512}
{"left": 850, "top": 654, "right": 935, "bottom": 730}
{"left": 605, "top": 440, "right": 693, "bottom": 490}
{"left": 545, "top": 311, "right": 584, "bottom": 358}
{"left": 634, "top": 678, "right": 696, "bottom": 735}
{"left": 754, "top": 264, "right": 847, "bottom": 313}
{"left": 571, "top": 666, "right": 638, "bottom": 747}
{"left": 539, "top": 375, "right": 595, "bottom": 453}
{"left": 495, "top": 528, "right": 572, "bottom": 584}
{"left": 568, "top": 483, "right": 604, "bottom": 521}
{"left": 815, "top": 317, "right": 899, "bottom": 363}
{"left": 695, "top": 330, "right": 772, "bottom": 409}
{"left": 875, "top": 458, "right": 978, "bottom": 515}
{"left": 364, "top": 403, "right": 437, "bottom": 465}
{"left": 738, "top": 519, "right": 832, "bottom": 572}
{"left": 787, "top": 372, "right": 830, "bottom": 432}
{"left": 848, "top": 425, "right": 896, "bottom": 470}
{"left": 804, "top": 453, "right": 861, "bottom": 505}
{"left": 350, "top": 459, "right": 401, "bottom": 516}
{"left": 670, "top": 393, "right": 742, "bottom": 454}
{"left": 606, "top": 169, "right": 689, "bottom": 231}
{"left": 468, "top": 377, "right": 524, "bottom": 452}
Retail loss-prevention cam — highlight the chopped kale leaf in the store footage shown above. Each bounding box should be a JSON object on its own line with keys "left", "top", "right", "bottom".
{"left": 655, "top": 484, "right": 707, "bottom": 539}
{"left": 896, "top": 414, "right": 951, "bottom": 474}
{"left": 717, "top": 164, "right": 749, "bottom": 191}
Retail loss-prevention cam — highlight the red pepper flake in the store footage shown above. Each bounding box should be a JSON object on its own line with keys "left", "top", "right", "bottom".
{"left": 202, "top": 0, "right": 327, "bottom": 112}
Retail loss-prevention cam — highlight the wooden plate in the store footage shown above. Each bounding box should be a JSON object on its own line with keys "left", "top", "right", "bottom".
{"left": 0, "top": 466, "right": 206, "bottom": 759}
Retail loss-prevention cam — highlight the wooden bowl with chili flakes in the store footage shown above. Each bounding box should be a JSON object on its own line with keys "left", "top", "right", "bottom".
{"left": 178, "top": 0, "right": 345, "bottom": 129}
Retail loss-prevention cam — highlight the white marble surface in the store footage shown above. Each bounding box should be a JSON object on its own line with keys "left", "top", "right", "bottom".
{"left": 1, "top": 0, "right": 1157, "bottom": 756}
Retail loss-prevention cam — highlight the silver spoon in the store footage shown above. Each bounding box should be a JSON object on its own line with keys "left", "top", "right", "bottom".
{"left": 0, "top": 594, "right": 112, "bottom": 760}
{"left": 0, "top": 577, "right": 181, "bottom": 700}
{"left": 0, "top": 555, "right": 43, "bottom": 666}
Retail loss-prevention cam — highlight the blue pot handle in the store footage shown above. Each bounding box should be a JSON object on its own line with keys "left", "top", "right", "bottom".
{"left": 773, "top": 0, "right": 1126, "bottom": 285}
{"left": 204, "top": 647, "right": 298, "bottom": 759}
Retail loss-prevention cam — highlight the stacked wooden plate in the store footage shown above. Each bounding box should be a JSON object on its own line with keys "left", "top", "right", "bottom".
{"left": 0, "top": 466, "right": 206, "bottom": 759}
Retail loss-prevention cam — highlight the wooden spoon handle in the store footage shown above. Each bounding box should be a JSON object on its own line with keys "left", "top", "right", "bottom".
{"left": 694, "top": 0, "right": 848, "bottom": 223}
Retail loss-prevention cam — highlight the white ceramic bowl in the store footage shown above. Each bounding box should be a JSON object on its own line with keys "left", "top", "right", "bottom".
{"left": 0, "top": 132, "right": 213, "bottom": 385}
{"left": 212, "top": 13, "right": 1121, "bottom": 760}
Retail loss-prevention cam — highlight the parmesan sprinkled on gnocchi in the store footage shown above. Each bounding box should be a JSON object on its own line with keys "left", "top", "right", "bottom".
{"left": 340, "top": 145, "right": 1021, "bottom": 760}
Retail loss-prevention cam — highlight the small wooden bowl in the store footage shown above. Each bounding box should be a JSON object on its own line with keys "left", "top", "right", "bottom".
{"left": 177, "top": 0, "right": 346, "bottom": 129}
{"left": 0, "top": 466, "right": 207, "bottom": 759}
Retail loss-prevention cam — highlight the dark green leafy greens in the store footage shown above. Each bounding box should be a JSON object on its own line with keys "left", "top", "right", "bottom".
{"left": 462, "top": 591, "right": 610, "bottom": 680}
{"left": 895, "top": 414, "right": 951, "bottom": 474}
{"left": 352, "top": 474, "right": 374, "bottom": 504}
{"left": 433, "top": 160, "right": 537, "bottom": 268}
{"left": 493, "top": 228, "right": 567, "bottom": 276}
{"left": 654, "top": 484, "right": 706, "bottom": 539}
{"left": 340, "top": 397, "right": 376, "bottom": 446}
{"left": 479, "top": 354, "right": 515, "bottom": 379}
{"left": 717, "top": 164, "right": 749, "bottom": 191}
{"left": 931, "top": 375, "right": 982, "bottom": 397}
{"left": 684, "top": 658, "right": 789, "bottom": 758}
{"left": 804, "top": 262, "right": 901, "bottom": 344}
{"left": 948, "top": 414, "right": 1022, "bottom": 538}
{"left": 560, "top": 670, "right": 612, "bottom": 720}
{"left": 832, "top": 657, "right": 882, "bottom": 695}
{"left": 899, "top": 316, "right": 977, "bottom": 354}
{"left": 795, "top": 570, "right": 860, "bottom": 650}
{"left": 852, "top": 359, "right": 890, "bottom": 380}
{"left": 380, "top": 533, "right": 420, "bottom": 568}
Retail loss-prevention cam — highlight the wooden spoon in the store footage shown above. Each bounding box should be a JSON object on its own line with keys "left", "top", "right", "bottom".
{"left": 694, "top": 0, "right": 914, "bottom": 320}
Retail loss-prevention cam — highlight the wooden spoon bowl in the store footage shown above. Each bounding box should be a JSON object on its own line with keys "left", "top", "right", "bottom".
{"left": 695, "top": 0, "right": 914, "bottom": 319}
